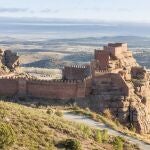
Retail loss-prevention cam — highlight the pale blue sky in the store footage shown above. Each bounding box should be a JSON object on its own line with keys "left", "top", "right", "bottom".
{"left": 0, "top": 0, "right": 150, "bottom": 22}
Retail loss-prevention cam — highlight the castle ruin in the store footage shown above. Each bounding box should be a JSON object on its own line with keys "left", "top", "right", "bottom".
{"left": 0, "top": 43, "right": 150, "bottom": 134}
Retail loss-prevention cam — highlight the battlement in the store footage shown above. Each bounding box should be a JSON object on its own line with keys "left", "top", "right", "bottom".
{"left": 108, "top": 43, "right": 127, "bottom": 47}
{"left": 0, "top": 42, "right": 149, "bottom": 134}
{"left": 94, "top": 70, "right": 111, "bottom": 77}
{"left": 103, "top": 43, "right": 128, "bottom": 57}
{"left": 0, "top": 42, "right": 134, "bottom": 100}
{"left": 27, "top": 78, "right": 84, "bottom": 84}
{"left": 95, "top": 69, "right": 110, "bottom": 73}
{"left": 66, "top": 65, "right": 89, "bottom": 69}
{"left": 0, "top": 76, "right": 86, "bottom": 99}
{"left": 62, "top": 65, "right": 91, "bottom": 80}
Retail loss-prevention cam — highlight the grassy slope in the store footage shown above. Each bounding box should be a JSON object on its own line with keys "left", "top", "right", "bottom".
{"left": 69, "top": 107, "right": 150, "bottom": 144}
{"left": 0, "top": 101, "right": 116, "bottom": 150}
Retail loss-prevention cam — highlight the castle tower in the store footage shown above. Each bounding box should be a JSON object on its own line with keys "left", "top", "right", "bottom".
{"left": 18, "top": 78, "right": 27, "bottom": 96}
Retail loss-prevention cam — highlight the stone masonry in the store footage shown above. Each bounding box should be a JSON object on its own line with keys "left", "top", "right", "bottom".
{"left": 0, "top": 43, "right": 149, "bottom": 134}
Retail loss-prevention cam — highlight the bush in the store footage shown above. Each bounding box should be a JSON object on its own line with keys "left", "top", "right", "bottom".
{"left": 129, "top": 124, "right": 136, "bottom": 132}
{"left": 64, "top": 139, "right": 82, "bottom": 150}
{"left": 0, "top": 122, "right": 15, "bottom": 149}
{"left": 90, "top": 113, "right": 97, "bottom": 120}
{"left": 113, "top": 136, "right": 123, "bottom": 150}
{"left": 79, "top": 124, "right": 92, "bottom": 138}
{"left": 101, "top": 129, "right": 108, "bottom": 143}
{"left": 94, "top": 130, "right": 102, "bottom": 143}
{"left": 103, "top": 108, "right": 113, "bottom": 120}
{"left": 55, "top": 110, "right": 63, "bottom": 117}
{"left": 46, "top": 108, "right": 54, "bottom": 115}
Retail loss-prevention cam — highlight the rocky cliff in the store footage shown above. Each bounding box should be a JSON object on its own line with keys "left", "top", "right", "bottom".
{"left": 78, "top": 43, "right": 150, "bottom": 134}
{"left": 102, "top": 47, "right": 150, "bottom": 134}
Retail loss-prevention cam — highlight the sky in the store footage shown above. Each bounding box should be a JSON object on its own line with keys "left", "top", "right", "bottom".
{"left": 0, "top": 0, "right": 150, "bottom": 23}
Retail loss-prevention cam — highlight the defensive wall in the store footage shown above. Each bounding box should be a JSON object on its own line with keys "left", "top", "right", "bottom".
{"left": 0, "top": 76, "right": 89, "bottom": 99}
{"left": 92, "top": 72, "right": 130, "bottom": 96}
{"left": 62, "top": 65, "right": 91, "bottom": 80}
{"left": 0, "top": 43, "right": 131, "bottom": 100}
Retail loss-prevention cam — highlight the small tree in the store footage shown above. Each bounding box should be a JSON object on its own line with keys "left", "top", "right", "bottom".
{"left": 0, "top": 122, "right": 15, "bottom": 149}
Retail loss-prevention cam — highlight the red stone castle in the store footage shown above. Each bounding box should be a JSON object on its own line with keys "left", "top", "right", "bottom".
{"left": 0, "top": 43, "right": 135, "bottom": 99}
{"left": 0, "top": 43, "right": 150, "bottom": 133}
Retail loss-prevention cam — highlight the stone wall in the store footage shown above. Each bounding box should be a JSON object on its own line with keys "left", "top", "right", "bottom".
{"left": 0, "top": 77, "right": 86, "bottom": 99}
{"left": 92, "top": 73, "right": 129, "bottom": 96}
{"left": 62, "top": 65, "right": 91, "bottom": 80}
{"left": 94, "top": 50, "right": 110, "bottom": 70}
{"left": 26, "top": 79, "right": 86, "bottom": 99}
{"left": 0, "top": 78, "right": 18, "bottom": 96}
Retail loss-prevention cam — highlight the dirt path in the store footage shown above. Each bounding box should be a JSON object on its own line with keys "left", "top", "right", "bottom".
{"left": 64, "top": 112, "right": 150, "bottom": 150}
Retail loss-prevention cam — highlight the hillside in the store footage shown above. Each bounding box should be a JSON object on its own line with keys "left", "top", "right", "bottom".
{"left": 0, "top": 101, "right": 139, "bottom": 150}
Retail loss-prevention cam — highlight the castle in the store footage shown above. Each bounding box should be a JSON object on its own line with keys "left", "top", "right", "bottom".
{"left": 0, "top": 43, "right": 150, "bottom": 134}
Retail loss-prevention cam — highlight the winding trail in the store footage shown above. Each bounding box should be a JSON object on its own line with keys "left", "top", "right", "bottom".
{"left": 64, "top": 112, "right": 150, "bottom": 150}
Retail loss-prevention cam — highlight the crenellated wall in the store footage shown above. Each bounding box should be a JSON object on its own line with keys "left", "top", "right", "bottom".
{"left": 62, "top": 65, "right": 91, "bottom": 80}
{"left": 92, "top": 73, "right": 129, "bottom": 96}
{"left": 94, "top": 50, "right": 110, "bottom": 70}
{"left": 0, "top": 77, "right": 18, "bottom": 96}
{"left": 26, "top": 79, "right": 86, "bottom": 99}
{"left": 0, "top": 77, "right": 86, "bottom": 99}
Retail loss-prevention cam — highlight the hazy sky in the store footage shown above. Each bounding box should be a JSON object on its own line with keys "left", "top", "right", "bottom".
{"left": 0, "top": 0, "right": 150, "bottom": 22}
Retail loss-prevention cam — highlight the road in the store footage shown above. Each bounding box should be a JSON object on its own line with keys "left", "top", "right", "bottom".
{"left": 64, "top": 112, "right": 150, "bottom": 150}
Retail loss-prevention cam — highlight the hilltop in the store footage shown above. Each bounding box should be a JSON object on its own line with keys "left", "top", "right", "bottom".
{"left": 0, "top": 101, "right": 139, "bottom": 150}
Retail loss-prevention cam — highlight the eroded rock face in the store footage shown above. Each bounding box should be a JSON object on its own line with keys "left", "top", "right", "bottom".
{"left": 0, "top": 49, "right": 19, "bottom": 74}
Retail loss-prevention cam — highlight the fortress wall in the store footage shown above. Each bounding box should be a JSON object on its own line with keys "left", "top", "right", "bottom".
{"left": 26, "top": 79, "right": 86, "bottom": 99}
{"left": 92, "top": 73, "right": 129, "bottom": 96}
{"left": 110, "top": 73, "right": 129, "bottom": 96}
{"left": 94, "top": 70, "right": 110, "bottom": 77}
{"left": 62, "top": 65, "right": 91, "bottom": 80}
{"left": 84, "top": 76, "right": 92, "bottom": 96}
{"left": 94, "top": 50, "right": 109, "bottom": 70}
{"left": 0, "top": 78, "right": 18, "bottom": 96}
{"left": 104, "top": 44, "right": 127, "bottom": 58}
{"left": 0, "top": 77, "right": 86, "bottom": 99}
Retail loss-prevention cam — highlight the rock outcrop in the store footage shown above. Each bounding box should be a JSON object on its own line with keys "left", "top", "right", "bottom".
{"left": 0, "top": 49, "right": 19, "bottom": 74}
{"left": 87, "top": 43, "right": 150, "bottom": 134}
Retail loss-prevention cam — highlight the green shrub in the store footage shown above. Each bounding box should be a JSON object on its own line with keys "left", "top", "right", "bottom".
{"left": 129, "top": 124, "right": 136, "bottom": 132}
{"left": 55, "top": 110, "right": 63, "bottom": 117}
{"left": 103, "top": 108, "right": 113, "bottom": 120}
{"left": 0, "top": 122, "right": 15, "bottom": 149}
{"left": 46, "top": 108, "right": 54, "bottom": 115}
{"left": 94, "top": 130, "right": 102, "bottom": 143}
{"left": 101, "top": 129, "right": 108, "bottom": 143}
{"left": 79, "top": 124, "right": 92, "bottom": 138}
{"left": 113, "top": 136, "right": 123, "bottom": 150}
{"left": 64, "top": 139, "right": 82, "bottom": 150}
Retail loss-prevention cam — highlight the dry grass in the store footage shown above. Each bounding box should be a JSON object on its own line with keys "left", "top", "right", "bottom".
{"left": 0, "top": 101, "right": 135, "bottom": 150}
{"left": 70, "top": 106, "right": 150, "bottom": 145}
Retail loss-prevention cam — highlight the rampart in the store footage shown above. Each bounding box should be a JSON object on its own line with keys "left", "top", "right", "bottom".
{"left": 92, "top": 73, "right": 129, "bottom": 96}
{"left": 62, "top": 65, "right": 91, "bottom": 80}
{"left": 94, "top": 50, "right": 110, "bottom": 70}
{"left": 0, "top": 77, "right": 86, "bottom": 99}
